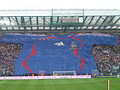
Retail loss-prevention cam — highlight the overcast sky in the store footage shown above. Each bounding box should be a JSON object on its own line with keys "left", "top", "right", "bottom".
{"left": 0, "top": 0, "right": 120, "bottom": 10}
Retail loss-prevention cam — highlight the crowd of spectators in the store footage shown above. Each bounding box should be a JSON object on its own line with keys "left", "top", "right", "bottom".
{"left": 92, "top": 36, "right": 120, "bottom": 75}
{"left": 0, "top": 34, "right": 119, "bottom": 76}
{"left": 0, "top": 43, "right": 23, "bottom": 76}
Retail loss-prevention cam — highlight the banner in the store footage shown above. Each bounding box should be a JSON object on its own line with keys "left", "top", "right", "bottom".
{"left": 0, "top": 75, "right": 91, "bottom": 80}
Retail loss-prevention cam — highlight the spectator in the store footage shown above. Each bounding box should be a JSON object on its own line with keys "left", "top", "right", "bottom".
{"left": 92, "top": 35, "right": 120, "bottom": 75}
{"left": 0, "top": 43, "right": 23, "bottom": 76}
{"left": 0, "top": 34, "right": 119, "bottom": 76}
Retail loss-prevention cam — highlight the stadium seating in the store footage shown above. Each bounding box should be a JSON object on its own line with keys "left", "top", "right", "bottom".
{"left": 0, "top": 33, "right": 119, "bottom": 76}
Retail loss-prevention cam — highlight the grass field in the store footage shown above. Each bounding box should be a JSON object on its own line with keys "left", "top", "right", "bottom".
{"left": 0, "top": 78, "right": 120, "bottom": 90}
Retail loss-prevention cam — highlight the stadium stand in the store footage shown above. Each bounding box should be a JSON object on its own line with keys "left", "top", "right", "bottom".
{"left": 93, "top": 43, "right": 120, "bottom": 75}
{"left": 0, "top": 43, "right": 23, "bottom": 76}
{"left": 0, "top": 33, "right": 119, "bottom": 76}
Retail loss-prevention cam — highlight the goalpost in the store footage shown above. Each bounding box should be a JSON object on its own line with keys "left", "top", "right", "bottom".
{"left": 107, "top": 80, "right": 110, "bottom": 90}
{"left": 53, "top": 71, "right": 76, "bottom": 76}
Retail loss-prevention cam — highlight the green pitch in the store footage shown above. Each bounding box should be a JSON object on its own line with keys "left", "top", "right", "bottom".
{"left": 0, "top": 78, "right": 120, "bottom": 90}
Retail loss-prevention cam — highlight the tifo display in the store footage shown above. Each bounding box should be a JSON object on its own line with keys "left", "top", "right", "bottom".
{"left": 0, "top": 33, "right": 119, "bottom": 76}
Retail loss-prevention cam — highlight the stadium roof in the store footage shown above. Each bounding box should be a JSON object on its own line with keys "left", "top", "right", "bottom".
{"left": 0, "top": 9, "right": 120, "bottom": 33}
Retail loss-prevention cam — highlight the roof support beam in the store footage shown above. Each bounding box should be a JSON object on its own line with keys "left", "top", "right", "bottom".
{"left": 110, "top": 17, "right": 120, "bottom": 29}
{"left": 29, "top": 17, "right": 32, "bottom": 30}
{"left": 103, "top": 16, "right": 115, "bottom": 29}
{"left": 55, "top": 17, "right": 59, "bottom": 30}
{"left": 63, "top": 26, "right": 67, "bottom": 33}
{"left": 97, "top": 16, "right": 108, "bottom": 30}
{"left": 8, "top": 17, "right": 14, "bottom": 30}
{"left": 21, "top": 17, "right": 26, "bottom": 30}
{"left": 49, "top": 17, "right": 53, "bottom": 30}
{"left": 0, "top": 26, "right": 2, "bottom": 31}
{"left": 36, "top": 17, "right": 39, "bottom": 30}
{"left": 92, "top": 16, "right": 102, "bottom": 29}
{"left": 79, "top": 16, "right": 88, "bottom": 30}
{"left": 14, "top": 16, "right": 20, "bottom": 30}
{"left": 43, "top": 17, "right": 45, "bottom": 30}
{"left": 0, "top": 17, "right": 8, "bottom": 30}
{"left": 85, "top": 16, "right": 94, "bottom": 29}
{"left": 116, "top": 26, "right": 119, "bottom": 29}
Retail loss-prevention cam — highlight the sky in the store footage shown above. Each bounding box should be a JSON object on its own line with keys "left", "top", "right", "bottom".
{"left": 0, "top": 0, "right": 120, "bottom": 10}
